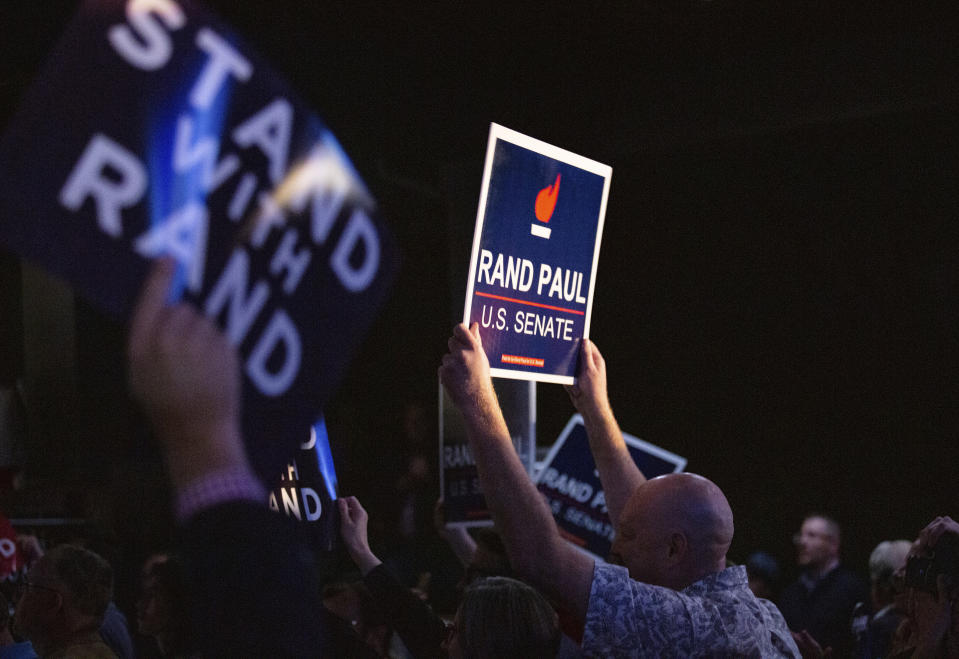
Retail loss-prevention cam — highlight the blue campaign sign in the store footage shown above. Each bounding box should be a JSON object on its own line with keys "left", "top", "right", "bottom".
{"left": 535, "top": 414, "right": 687, "bottom": 560}
{"left": 268, "top": 419, "right": 339, "bottom": 552}
{"left": 0, "top": 1, "right": 395, "bottom": 481}
{"left": 439, "top": 378, "right": 535, "bottom": 527}
{"left": 464, "top": 124, "right": 612, "bottom": 385}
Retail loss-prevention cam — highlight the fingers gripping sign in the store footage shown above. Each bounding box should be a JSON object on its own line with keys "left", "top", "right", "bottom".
{"left": 439, "top": 322, "right": 495, "bottom": 413}
{"left": 337, "top": 496, "right": 370, "bottom": 555}
{"left": 565, "top": 338, "right": 611, "bottom": 417}
{"left": 337, "top": 496, "right": 381, "bottom": 575}
{"left": 127, "top": 260, "right": 240, "bottom": 458}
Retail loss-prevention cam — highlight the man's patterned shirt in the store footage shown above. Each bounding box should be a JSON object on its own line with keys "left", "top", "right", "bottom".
{"left": 582, "top": 563, "right": 800, "bottom": 658}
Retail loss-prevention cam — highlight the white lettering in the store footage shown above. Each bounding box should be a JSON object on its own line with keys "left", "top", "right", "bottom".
{"left": 548, "top": 267, "right": 564, "bottom": 299}
{"left": 478, "top": 249, "right": 492, "bottom": 285}
{"left": 59, "top": 134, "right": 147, "bottom": 238}
{"left": 443, "top": 444, "right": 475, "bottom": 468}
{"left": 134, "top": 202, "right": 208, "bottom": 292}
{"left": 331, "top": 209, "right": 380, "bottom": 292}
{"left": 301, "top": 426, "right": 317, "bottom": 450}
{"left": 227, "top": 172, "right": 258, "bottom": 221}
{"left": 232, "top": 98, "right": 292, "bottom": 185}
{"left": 301, "top": 488, "right": 322, "bottom": 521}
{"left": 281, "top": 487, "right": 301, "bottom": 520}
{"left": 173, "top": 116, "right": 240, "bottom": 191}
{"left": 108, "top": 0, "right": 186, "bottom": 71}
{"left": 249, "top": 192, "right": 285, "bottom": 248}
{"left": 513, "top": 311, "right": 574, "bottom": 341}
{"left": 246, "top": 309, "right": 301, "bottom": 396}
{"left": 540, "top": 468, "right": 593, "bottom": 502}
{"left": 269, "top": 229, "right": 311, "bottom": 294}
{"left": 537, "top": 263, "right": 551, "bottom": 296}
{"left": 203, "top": 249, "right": 269, "bottom": 345}
{"left": 189, "top": 28, "right": 253, "bottom": 110}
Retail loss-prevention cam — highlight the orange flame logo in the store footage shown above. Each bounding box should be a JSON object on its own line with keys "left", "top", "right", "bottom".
{"left": 534, "top": 174, "right": 561, "bottom": 223}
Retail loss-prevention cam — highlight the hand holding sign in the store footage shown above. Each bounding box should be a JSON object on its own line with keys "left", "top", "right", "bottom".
{"left": 565, "top": 338, "right": 612, "bottom": 421}
{"left": 338, "top": 496, "right": 381, "bottom": 576}
{"left": 0, "top": 0, "right": 396, "bottom": 480}
{"left": 439, "top": 322, "right": 497, "bottom": 419}
{"left": 128, "top": 259, "right": 248, "bottom": 489}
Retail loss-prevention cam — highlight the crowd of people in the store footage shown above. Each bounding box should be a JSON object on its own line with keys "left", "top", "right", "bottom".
{"left": 0, "top": 259, "right": 956, "bottom": 657}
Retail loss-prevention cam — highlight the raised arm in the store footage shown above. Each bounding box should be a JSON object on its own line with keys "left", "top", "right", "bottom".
{"left": 127, "top": 258, "right": 249, "bottom": 491}
{"left": 439, "top": 323, "right": 593, "bottom": 621}
{"left": 339, "top": 496, "right": 448, "bottom": 659}
{"left": 127, "top": 259, "right": 326, "bottom": 656}
{"left": 565, "top": 339, "right": 645, "bottom": 529}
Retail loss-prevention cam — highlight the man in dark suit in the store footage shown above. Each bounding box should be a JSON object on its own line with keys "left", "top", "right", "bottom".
{"left": 779, "top": 514, "right": 868, "bottom": 657}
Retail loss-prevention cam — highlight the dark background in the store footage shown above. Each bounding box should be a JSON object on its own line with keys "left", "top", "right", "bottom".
{"left": 1, "top": 0, "right": 957, "bottom": 594}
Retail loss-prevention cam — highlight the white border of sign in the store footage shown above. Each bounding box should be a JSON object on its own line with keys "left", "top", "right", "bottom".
{"left": 535, "top": 414, "right": 687, "bottom": 559}
{"left": 463, "top": 123, "right": 612, "bottom": 385}
{"left": 535, "top": 414, "right": 688, "bottom": 481}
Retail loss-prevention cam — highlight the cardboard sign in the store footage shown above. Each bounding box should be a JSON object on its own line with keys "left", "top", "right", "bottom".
{"left": 535, "top": 414, "right": 686, "bottom": 560}
{"left": 268, "top": 419, "right": 338, "bottom": 551}
{"left": 439, "top": 378, "right": 535, "bottom": 527}
{"left": 0, "top": 1, "right": 395, "bottom": 480}
{"left": 463, "top": 124, "right": 611, "bottom": 384}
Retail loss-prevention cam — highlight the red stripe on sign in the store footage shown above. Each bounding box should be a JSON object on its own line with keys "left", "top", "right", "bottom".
{"left": 558, "top": 528, "right": 587, "bottom": 547}
{"left": 502, "top": 354, "right": 545, "bottom": 368}
{"left": 475, "top": 291, "right": 585, "bottom": 315}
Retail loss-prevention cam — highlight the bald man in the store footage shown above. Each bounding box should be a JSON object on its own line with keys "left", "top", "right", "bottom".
{"left": 440, "top": 324, "right": 799, "bottom": 657}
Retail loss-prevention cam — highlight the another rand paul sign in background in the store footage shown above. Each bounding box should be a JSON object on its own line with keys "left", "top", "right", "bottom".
{"left": 535, "top": 414, "right": 686, "bottom": 560}
{"left": 439, "top": 378, "right": 535, "bottom": 527}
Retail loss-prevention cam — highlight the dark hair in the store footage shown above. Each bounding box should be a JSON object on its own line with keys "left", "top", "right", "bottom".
{"left": 321, "top": 580, "right": 386, "bottom": 629}
{"left": 147, "top": 555, "right": 197, "bottom": 653}
{"left": 46, "top": 544, "right": 112, "bottom": 619}
{"left": 745, "top": 551, "right": 781, "bottom": 586}
{"left": 457, "top": 576, "right": 559, "bottom": 659}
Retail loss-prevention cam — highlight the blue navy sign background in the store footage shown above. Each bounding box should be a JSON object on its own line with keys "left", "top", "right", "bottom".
{"left": 535, "top": 414, "right": 687, "bottom": 560}
{"left": 0, "top": 0, "right": 395, "bottom": 481}
{"left": 464, "top": 124, "right": 611, "bottom": 384}
{"left": 269, "top": 419, "right": 339, "bottom": 552}
{"left": 440, "top": 379, "right": 535, "bottom": 526}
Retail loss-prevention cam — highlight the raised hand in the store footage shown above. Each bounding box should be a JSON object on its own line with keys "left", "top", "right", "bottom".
{"left": 565, "top": 338, "right": 612, "bottom": 420}
{"left": 127, "top": 259, "right": 246, "bottom": 487}
{"left": 438, "top": 322, "right": 496, "bottom": 418}
{"left": 338, "top": 496, "right": 381, "bottom": 575}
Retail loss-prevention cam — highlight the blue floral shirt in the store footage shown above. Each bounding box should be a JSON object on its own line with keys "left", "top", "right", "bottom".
{"left": 582, "top": 563, "right": 800, "bottom": 658}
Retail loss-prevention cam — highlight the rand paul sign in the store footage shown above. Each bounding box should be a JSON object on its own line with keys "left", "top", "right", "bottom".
{"left": 463, "top": 124, "right": 612, "bottom": 385}
{"left": 0, "top": 0, "right": 396, "bottom": 480}
{"left": 535, "top": 414, "right": 687, "bottom": 560}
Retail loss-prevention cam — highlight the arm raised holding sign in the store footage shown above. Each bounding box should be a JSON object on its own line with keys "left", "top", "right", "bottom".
{"left": 442, "top": 326, "right": 801, "bottom": 657}
{"left": 127, "top": 260, "right": 327, "bottom": 656}
{"left": 565, "top": 338, "right": 646, "bottom": 529}
{"left": 439, "top": 323, "right": 594, "bottom": 621}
